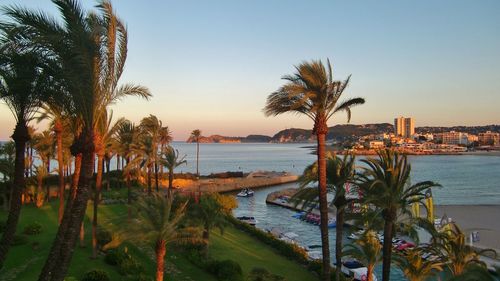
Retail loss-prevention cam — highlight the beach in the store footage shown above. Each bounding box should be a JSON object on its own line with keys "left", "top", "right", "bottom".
{"left": 435, "top": 205, "right": 500, "bottom": 251}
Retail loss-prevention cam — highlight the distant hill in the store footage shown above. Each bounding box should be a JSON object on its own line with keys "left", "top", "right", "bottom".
{"left": 185, "top": 123, "right": 500, "bottom": 143}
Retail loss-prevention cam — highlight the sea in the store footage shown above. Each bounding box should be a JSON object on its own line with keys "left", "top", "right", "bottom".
{"left": 2, "top": 141, "right": 500, "bottom": 280}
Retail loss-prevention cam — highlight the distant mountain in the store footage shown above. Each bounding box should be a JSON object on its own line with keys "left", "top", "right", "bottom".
{"left": 270, "top": 123, "right": 394, "bottom": 143}
{"left": 186, "top": 134, "right": 271, "bottom": 143}
{"left": 185, "top": 124, "right": 500, "bottom": 144}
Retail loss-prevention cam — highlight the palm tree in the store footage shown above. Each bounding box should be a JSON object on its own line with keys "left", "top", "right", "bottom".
{"left": 295, "top": 153, "right": 356, "bottom": 281}
{"left": 356, "top": 149, "right": 441, "bottom": 281}
{"left": 158, "top": 125, "right": 172, "bottom": 179}
{"left": 160, "top": 145, "right": 187, "bottom": 196}
{"left": 3, "top": 1, "right": 149, "bottom": 279}
{"left": 126, "top": 193, "right": 200, "bottom": 281}
{"left": 343, "top": 230, "right": 382, "bottom": 281}
{"left": 393, "top": 247, "right": 443, "bottom": 281}
{"left": 190, "top": 129, "right": 202, "bottom": 177}
{"left": 0, "top": 44, "right": 54, "bottom": 267}
{"left": 264, "top": 59, "right": 365, "bottom": 281}
{"left": 127, "top": 135, "right": 156, "bottom": 194}
{"left": 434, "top": 225, "right": 495, "bottom": 277}
{"left": 37, "top": 103, "right": 68, "bottom": 223}
{"left": 34, "top": 163, "right": 48, "bottom": 208}
{"left": 192, "top": 193, "right": 227, "bottom": 247}
{"left": 140, "top": 115, "right": 164, "bottom": 192}
{"left": 113, "top": 120, "right": 136, "bottom": 217}
{"left": 32, "top": 130, "right": 55, "bottom": 201}
{"left": 91, "top": 111, "right": 125, "bottom": 258}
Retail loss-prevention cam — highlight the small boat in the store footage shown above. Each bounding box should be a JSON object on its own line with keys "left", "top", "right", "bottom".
{"left": 236, "top": 216, "right": 257, "bottom": 226}
{"left": 237, "top": 188, "right": 254, "bottom": 197}
{"left": 341, "top": 260, "right": 378, "bottom": 281}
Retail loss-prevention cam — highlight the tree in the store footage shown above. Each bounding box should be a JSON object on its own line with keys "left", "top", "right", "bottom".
{"left": 32, "top": 130, "right": 55, "bottom": 201}
{"left": 295, "top": 153, "right": 356, "bottom": 281}
{"left": 160, "top": 145, "right": 187, "bottom": 196}
{"left": 343, "top": 230, "right": 382, "bottom": 281}
{"left": 2, "top": 1, "right": 150, "bottom": 279}
{"left": 34, "top": 163, "right": 48, "bottom": 208}
{"left": 190, "top": 129, "right": 202, "bottom": 177}
{"left": 140, "top": 115, "right": 165, "bottom": 192}
{"left": 191, "top": 193, "right": 227, "bottom": 244}
{"left": 126, "top": 193, "right": 200, "bottom": 281}
{"left": 127, "top": 135, "right": 156, "bottom": 195}
{"left": 113, "top": 120, "right": 136, "bottom": 217}
{"left": 264, "top": 59, "right": 365, "bottom": 281}
{"left": 393, "top": 247, "right": 443, "bottom": 281}
{"left": 37, "top": 103, "right": 68, "bottom": 223}
{"left": 0, "top": 47, "right": 52, "bottom": 268}
{"left": 356, "top": 149, "right": 441, "bottom": 281}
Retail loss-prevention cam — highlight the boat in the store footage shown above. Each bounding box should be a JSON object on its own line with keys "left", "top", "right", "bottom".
{"left": 237, "top": 188, "right": 254, "bottom": 197}
{"left": 236, "top": 216, "right": 257, "bottom": 226}
{"left": 341, "top": 260, "right": 378, "bottom": 281}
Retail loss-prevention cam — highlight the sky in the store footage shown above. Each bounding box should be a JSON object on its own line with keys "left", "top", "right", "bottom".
{"left": 0, "top": 0, "right": 499, "bottom": 141}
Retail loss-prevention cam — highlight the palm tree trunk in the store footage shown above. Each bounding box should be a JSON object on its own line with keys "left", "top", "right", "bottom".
{"left": 38, "top": 130, "right": 95, "bottom": 281}
{"left": 116, "top": 155, "right": 120, "bottom": 171}
{"left": 71, "top": 154, "right": 82, "bottom": 200}
{"left": 155, "top": 239, "right": 166, "bottom": 281}
{"left": 316, "top": 129, "right": 331, "bottom": 281}
{"left": 92, "top": 154, "right": 104, "bottom": 259}
{"left": 0, "top": 122, "right": 29, "bottom": 268}
{"left": 335, "top": 205, "right": 345, "bottom": 281}
{"left": 196, "top": 141, "right": 200, "bottom": 176}
{"left": 147, "top": 166, "right": 152, "bottom": 195}
{"left": 382, "top": 215, "right": 395, "bottom": 281}
{"left": 168, "top": 168, "right": 174, "bottom": 197}
{"left": 154, "top": 162, "right": 159, "bottom": 192}
{"left": 55, "top": 121, "right": 65, "bottom": 224}
{"left": 105, "top": 157, "right": 110, "bottom": 191}
{"left": 367, "top": 264, "right": 374, "bottom": 281}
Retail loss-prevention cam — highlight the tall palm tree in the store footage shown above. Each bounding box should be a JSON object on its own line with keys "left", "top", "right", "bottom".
{"left": 3, "top": 1, "right": 149, "bottom": 279}
{"left": 34, "top": 163, "right": 48, "bottom": 208}
{"left": 343, "top": 230, "right": 382, "bottom": 281}
{"left": 127, "top": 193, "right": 199, "bottom": 281}
{"left": 393, "top": 247, "right": 443, "bottom": 281}
{"left": 0, "top": 48, "right": 52, "bottom": 268}
{"left": 140, "top": 115, "right": 163, "bottom": 192}
{"left": 264, "top": 59, "right": 365, "bottom": 281}
{"left": 113, "top": 120, "right": 136, "bottom": 217}
{"left": 158, "top": 125, "right": 172, "bottom": 179}
{"left": 295, "top": 153, "right": 356, "bottom": 281}
{"left": 356, "top": 149, "right": 441, "bottom": 281}
{"left": 190, "top": 129, "right": 202, "bottom": 177}
{"left": 32, "top": 130, "right": 55, "bottom": 201}
{"left": 127, "top": 135, "right": 156, "bottom": 195}
{"left": 91, "top": 111, "right": 125, "bottom": 258}
{"left": 37, "top": 103, "right": 68, "bottom": 222}
{"left": 160, "top": 145, "right": 187, "bottom": 196}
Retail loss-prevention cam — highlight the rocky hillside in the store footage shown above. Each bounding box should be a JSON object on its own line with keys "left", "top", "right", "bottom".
{"left": 186, "top": 134, "right": 272, "bottom": 143}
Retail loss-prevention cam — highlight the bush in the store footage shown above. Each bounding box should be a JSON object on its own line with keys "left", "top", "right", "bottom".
{"left": 104, "top": 248, "right": 129, "bottom": 266}
{"left": 96, "top": 227, "right": 112, "bottom": 249}
{"left": 64, "top": 277, "right": 79, "bottom": 281}
{"left": 81, "top": 270, "right": 110, "bottom": 281}
{"left": 248, "top": 267, "right": 286, "bottom": 281}
{"left": 207, "top": 259, "right": 243, "bottom": 281}
{"left": 12, "top": 234, "right": 29, "bottom": 246}
{"left": 23, "top": 222, "right": 43, "bottom": 235}
{"left": 0, "top": 221, "right": 5, "bottom": 233}
{"left": 118, "top": 257, "right": 145, "bottom": 276}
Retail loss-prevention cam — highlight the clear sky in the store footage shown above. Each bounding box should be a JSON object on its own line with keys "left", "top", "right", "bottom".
{"left": 1, "top": 0, "right": 499, "bottom": 141}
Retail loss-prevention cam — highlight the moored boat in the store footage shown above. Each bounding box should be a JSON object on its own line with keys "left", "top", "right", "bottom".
{"left": 237, "top": 188, "right": 255, "bottom": 197}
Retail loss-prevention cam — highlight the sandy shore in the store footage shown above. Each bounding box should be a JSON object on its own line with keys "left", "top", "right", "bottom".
{"left": 435, "top": 205, "right": 500, "bottom": 251}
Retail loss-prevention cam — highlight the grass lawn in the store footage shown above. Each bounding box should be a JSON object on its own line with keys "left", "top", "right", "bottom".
{"left": 210, "top": 226, "right": 318, "bottom": 281}
{"left": 1, "top": 194, "right": 318, "bottom": 281}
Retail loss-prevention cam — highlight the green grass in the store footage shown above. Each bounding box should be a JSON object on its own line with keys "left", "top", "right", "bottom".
{"left": 0, "top": 197, "right": 317, "bottom": 281}
{"left": 210, "top": 227, "right": 318, "bottom": 281}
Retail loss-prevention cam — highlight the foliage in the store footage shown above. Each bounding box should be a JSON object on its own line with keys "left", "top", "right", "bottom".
{"left": 191, "top": 193, "right": 228, "bottom": 242}
{"left": 393, "top": 247, "right": 443, "bottom": 281}
{"left": 247, "top": 267, "right": 286, "bottom": 281}
{"left": 96, "top": 227, "right": 113, "bottom": 250}
{"left": 81, "top": 270, "right": 110, "bottom": 281}
{"left": 207, "top": 259, "right": 243, "bottom": 281}
{"left": 11, "top": 234, "right": 28, "bottom": 246}
{"left": 117, "top": 257, "right": 145, "bottom": 276}
{"left": 104, "top": 247, "right": 130, "bottom": 266}
{"left": 227, "top": 216, "right": 309, "bottom": 265}
{"left": 23, "top": 222, "right": 42, "bottom": 235}
{"left": 0, "top": 221, "right": 5, "bottom": 233}
{"left": 214, "top": 193, "right": 238, "bottom": 214}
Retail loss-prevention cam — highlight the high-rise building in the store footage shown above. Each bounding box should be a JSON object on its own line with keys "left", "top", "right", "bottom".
{"left": 394, "top": 116, "right": 415, "bottom": 138}
{"left": 478, "top": 131, "right": 500, "bottom": 146}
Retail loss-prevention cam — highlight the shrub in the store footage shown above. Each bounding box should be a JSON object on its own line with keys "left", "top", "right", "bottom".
{"left": 118, "top": 257, "right": 145, "bottom": 276}
{"left": 81, "top": 270, "right": 110, "bottom": 281}
{"left": 248, "top": 267, "right": 287, "bottom": 281}
{"left": 96, "top": 227, "right": 112, "bottom": 249}
{"left": 104, "top": 248, "right": 130, "bottom": 266}
{"left": 64, "top": 277, "right": 79, "bottom": 281}
{"left": 23, "top": 222, "right": 42, "bottom": 235}
{"left": 0, "top": 220, "right": 5, "bottom": 233}
{"left": 12, "top": 234, "right": 28, "bottom": 246}
{"left": 208, "top": 259, "right": 243, "bottom": 281}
